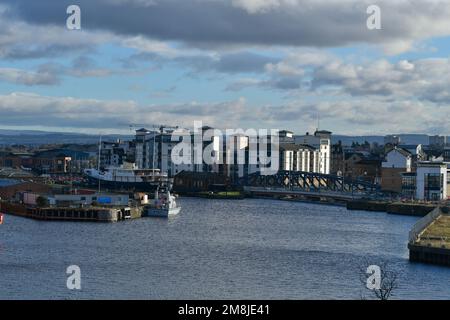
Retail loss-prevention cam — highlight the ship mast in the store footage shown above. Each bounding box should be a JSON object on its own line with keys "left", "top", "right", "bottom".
{"left": 98, "top": 135, "right": 102, "bottom": 194}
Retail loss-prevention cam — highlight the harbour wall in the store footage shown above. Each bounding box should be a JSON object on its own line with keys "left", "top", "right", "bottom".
{"left": 408, "top": 207, "right": 450, "bottom": 267}
{"left": 408, "top": 243, "right": 450, "bottom": 266}
{"left": 347, "top": 200, "right": 436, "bottom": 216}
{"left": 0, "top": 202, "right": 131, "bottom": 222}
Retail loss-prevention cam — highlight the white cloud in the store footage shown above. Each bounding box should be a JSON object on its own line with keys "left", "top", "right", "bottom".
{"left": 231, "top": 0, "right": 284, "bottom": 14}
{"left": 0, "top": 92, "right": 448, "bottom": 135}
{"left": 0, "top": 92, "right": 249, "bottom": 130}
{"left": 0, "top": 68, "right": 60, "bottom": 86}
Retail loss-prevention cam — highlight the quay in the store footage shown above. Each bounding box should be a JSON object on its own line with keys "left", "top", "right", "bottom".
{"left": 244, "top": 186, "right": 357, "bottom": 201}
{"left": 347, "top": 200, "right": 436, "bottom": 216}
{"left": 244, "top": 186, "right": 440, "bottom": 216}
{"left": 408, "top": 207, "right": 450, "bottom": 267}
{"left": 0, "top": 201, "right": 142, "bottom": 222}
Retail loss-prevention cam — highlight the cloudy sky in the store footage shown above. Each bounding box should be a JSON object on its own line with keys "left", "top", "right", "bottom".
{"left": 0, "top": 0, "right": 449, "bottom": 135}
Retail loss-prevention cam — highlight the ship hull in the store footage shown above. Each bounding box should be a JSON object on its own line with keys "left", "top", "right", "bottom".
{"left": 142, "top": 206, "right": 181, "bottom": 218}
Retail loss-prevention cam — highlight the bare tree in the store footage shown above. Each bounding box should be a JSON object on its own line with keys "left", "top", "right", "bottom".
{"left": 359, "top": 260, "right": 399, "bottom": 300}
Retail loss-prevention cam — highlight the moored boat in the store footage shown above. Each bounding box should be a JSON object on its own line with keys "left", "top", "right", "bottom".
{"left": 142, "top": 188, "right": 181, "bottom": 218}
{"left": 83, "top": 163, "right": 169, "bottom": 192}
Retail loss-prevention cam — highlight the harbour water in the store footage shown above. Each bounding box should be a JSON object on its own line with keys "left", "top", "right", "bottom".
{"left": 0, "top": 198, "right": 449, "bottom": 299}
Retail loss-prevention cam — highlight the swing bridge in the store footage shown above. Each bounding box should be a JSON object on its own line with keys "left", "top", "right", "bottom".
{"left": 240, "top": 170, "right": 380, "bottom": 200}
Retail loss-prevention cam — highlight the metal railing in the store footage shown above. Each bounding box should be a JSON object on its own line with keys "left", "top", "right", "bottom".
{"left": 408, "top": 207, "right": 442, "bottom": 244}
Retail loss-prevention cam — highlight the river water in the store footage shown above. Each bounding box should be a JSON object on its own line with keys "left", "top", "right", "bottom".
{"left": 0, "top": 197, "right": 449, "bottom": 299}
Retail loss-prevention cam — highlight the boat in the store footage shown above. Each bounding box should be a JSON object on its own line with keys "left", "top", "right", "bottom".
{"left": 142, "top": 187, "right": 181, "bottom": 218}
{"left": 83, "top": 163, "right": 169, "bottom": 192}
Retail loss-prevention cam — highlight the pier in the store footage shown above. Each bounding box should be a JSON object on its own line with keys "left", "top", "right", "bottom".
{"left": 0, "top": 202, "right": 142, "bottom": 222}
{"left": 408, "top": 207, "right": 450, "bottom": 266}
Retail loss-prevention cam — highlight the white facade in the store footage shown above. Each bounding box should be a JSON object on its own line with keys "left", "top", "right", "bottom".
{"left": 225, "top": 134, "right": 249, "bottom": 180}
{"left": 382, "top": 147, "right": 412, "bottom": 171}
{"left": 294, "top": 133, "right": 331, "bottom": 174}
{"left": 135, "top": 128, "right": 221, "bottom": 177}
{"left": 416, "top": 162, "right": 448, "bottom": 201}
{"left": 282, "top": 150, "right": 294, "bottom": 171}
{"left": 135, "top": 128, "right": 332, "bottom": 179}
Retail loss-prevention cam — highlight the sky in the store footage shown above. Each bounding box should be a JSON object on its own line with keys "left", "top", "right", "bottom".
{"left": 0, "top": 0, "right": 449, "bottom": 135}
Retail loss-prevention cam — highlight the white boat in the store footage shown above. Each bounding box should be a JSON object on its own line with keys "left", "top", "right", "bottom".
{"left": 142, "top": 188, "right": 181, "bottom": 218}
{"left": 84, "top": 163, "right": 169, "bottom": 191}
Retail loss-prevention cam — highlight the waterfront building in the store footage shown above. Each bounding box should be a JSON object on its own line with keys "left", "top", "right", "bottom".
{"left": 279, "top": 143, "right": 315, "bottom": 172}
{"left": 350, "top": 157, "right": 382, "bottom": 184}
{"left": 443, "top": 147, "right": 450, "bottom": 162}
{"left": 330, "top": 142, "right": 344, "bottom": 175}
{"left": 134, "top": 127, "right": 332, "bottom": 181}
{"left": 294, "top": 130, "right": 331, "bottom": 175}
{"left": 232, "top": 130, "right": 330, "bottom": 178}
{"left": 278, "top": 130, "right": 295, "bottom": 144}
{"left": 173, "top": 171, "right": 230, "bottom": 193}
{"left": 134, "top": 127, "right": 221, "bottom": 177}
{"left": 31, "top": 153, "right": 72, "bottom": 174}
{"left": 224, "top": 134, "right": 249, "bottom": 183}
{"left": 135, "top": 128, "right": 189, "bottom": 177}
{"left": 381, "top": 147, "right": 412, "bottom": 193}
{"left": 100, "top": 140, "right": 134, "bottom": 169}
{"left": 398, "top": 144, "right": 427, "bottom": 166}
{"left": 415, "top": 162, "right": 449, "bottom": 201}
{"left": 401, "top": 172, "right": 417, "bottom": 199}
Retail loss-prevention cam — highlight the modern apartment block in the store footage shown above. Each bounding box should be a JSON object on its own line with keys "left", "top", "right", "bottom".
{"left": 100, "top": 140, "right": 134, "bottom": 169}
{"left": 134, "top": 127, "right": 224, "bottom": 177}
{"left": 294, "top": 130, "right": 331, "bottom": 175}
{"left": 416, "top": 162, "right": 448, "bottom": 201}
{"left": 402, "top": 162, "right": 449, "bottom": 201}
{"left": 133, "top": 127, "right": 332, "bottom": 180}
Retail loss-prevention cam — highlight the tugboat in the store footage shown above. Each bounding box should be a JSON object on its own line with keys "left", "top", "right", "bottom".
{"left": 142, "top": 186, "right": 181, "bottom": 218}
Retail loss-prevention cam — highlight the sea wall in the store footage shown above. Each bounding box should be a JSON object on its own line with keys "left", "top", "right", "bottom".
{"left": 347, "top": 200, "right": 436, "bottom": 216}
{"left": 409, "top": 244, "right": 450, "bottom": 266}
{"left": 1, "top": 202, "right": 121, "bottom": 222}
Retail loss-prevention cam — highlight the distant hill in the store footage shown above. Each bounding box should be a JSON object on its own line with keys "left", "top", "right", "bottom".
{"left": 0, "top": 129, "right": 132, "bottom": 146}
{"left": 0, "top": 129, "right": 443, "bottom": 147}
{"left": 332, "top": 135, "right": 384, "bottom": 146}
{"left": 333, "top": 134, "right": 432, "bottom": 146}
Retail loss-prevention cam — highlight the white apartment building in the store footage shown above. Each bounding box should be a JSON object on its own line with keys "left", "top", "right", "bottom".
{"left": 279, "top": 145, "right": 316, "bottom": 172}
{"left": 135, "top": 127, "right": 333, "bottom": 179}
{"left": 134, "top": 127, "right": 222, "bottom": 177}
{"left": 416, "top": 162, "right": 449, "bottom": 201}
{"left": 100, "top": 140, "right": 132, "bottom": 168}
{"left": 294, "top": 130, "right": 331, "bottom": 174}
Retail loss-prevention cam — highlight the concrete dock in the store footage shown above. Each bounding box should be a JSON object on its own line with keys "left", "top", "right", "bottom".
{"left": 408, "top": 207, "right": 450, "bottom": 266}
{"left": 0, "top": 201, "right": 142, "bottom": 222}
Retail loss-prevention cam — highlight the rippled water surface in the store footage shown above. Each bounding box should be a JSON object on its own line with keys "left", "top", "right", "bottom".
{"left": 1, "top": 198, "right": 449, "bottom": 299}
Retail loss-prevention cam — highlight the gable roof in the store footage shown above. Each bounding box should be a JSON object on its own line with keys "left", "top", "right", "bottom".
{"left": 387, "top": 147, "right": 412, "bottom": 158}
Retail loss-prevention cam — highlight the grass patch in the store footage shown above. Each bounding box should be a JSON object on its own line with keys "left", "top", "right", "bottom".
{"left": 419, "top": 215, "right": 450, "bottom": 247}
